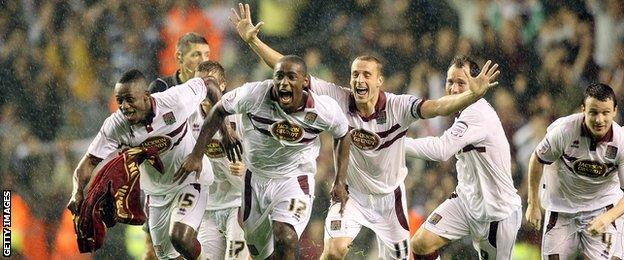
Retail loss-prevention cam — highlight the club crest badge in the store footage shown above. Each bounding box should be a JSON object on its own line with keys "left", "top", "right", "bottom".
{"left": 606, "top": 145, "right": 618, "bottom": 160}
{"left": 376, "top": 111, "right": 386, "bottom": 125}
{"left": 330, "top": 220, "right": 341, "bottom": 231}
{"left": 163, "top": 112, "right": 176, "bottom": 125}
{"left": 304, "top": 112, "right": 317, "bottom": 124}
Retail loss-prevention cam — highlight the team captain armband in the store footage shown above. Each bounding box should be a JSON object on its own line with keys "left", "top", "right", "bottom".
{"left": 410, "top": 97, "right": 425, "bottom": 119}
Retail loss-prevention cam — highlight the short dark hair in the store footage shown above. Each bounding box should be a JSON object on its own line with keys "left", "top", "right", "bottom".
{"left": 197, "top": 61, "right": 225, "bottom": 84}
{"left": 278, "top": 55, "right": 307, "bottom": 75}
{"left": 451, "top": 56, "right": 479, "bottom": 77}
{"left": 118, "top": 69, "right": 147, "bottom": 84}
{"left": 176, "top": 32, "right": 209, "bottom": 56}
{"left": 584, "top": 83, "right": 617, "bottom": 108}
{"left": 354, "top": 55, "right": 384, "bottom": 76}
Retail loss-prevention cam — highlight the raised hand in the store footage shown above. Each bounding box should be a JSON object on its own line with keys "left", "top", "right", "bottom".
{"left": 465, "top": 60, "right": 500, "bottom": 97}
{"left": 229, "top": 3, "right": 264, "bottom": 43}
{"left": 173, "top": 154, "right": 203, "bottom": 184}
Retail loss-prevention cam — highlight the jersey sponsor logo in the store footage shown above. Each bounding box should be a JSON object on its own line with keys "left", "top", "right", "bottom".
{"left": 450, "top": 121, "right": 468, "bottom": 137}
{"left": 140, "top": 136, "right": 172, "bottom": 154}
{"left": 606, "top": 145, "right": 618, "bottom": 160}
{"left": 350, "top": 129, "right": 381, "bottom": 150}
{"left": 572, "top": 159, "right": 608, "bottom": 177}
{"left": 428, "top": 213, "right": 442, "bottom": 225}
{"left": 330, "top": 220, "right": 341, "bottom": 230}
{"left": 304, "top": 112, "right": 317, "bottom": 124}
{"left": 163, "top": 112, "right": 176, "bottom": 125}
{"left": 204, "top": 139, "right": 225, "bottom": 158}
{"left": 270, "top": 120, "right": 305, "bottom": 142}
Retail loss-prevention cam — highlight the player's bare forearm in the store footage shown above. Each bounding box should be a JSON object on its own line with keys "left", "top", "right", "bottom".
{"left": 192, "top": 102, "right": 230, "bottom": 158}
{"left": 72, "top": 154, "right": 100, "bottom": 194}
{"left": 248, "top": 37, "right": 283, "bottom": 69}
{"left": 527, "top": 152, "right": 544, "bottom": 206}
{"left": 420, "top": 91, "right": 479, "bottom": 118}
{"left": 603, "top": 197, "right": 624, "bottom": 223}
{"left": 204, "top": 80, "right": 232, "bottom": 138}
{"left": 204, "top": 78, "right": 223, "bottom": 106}
{"left": 333, "top": 133, "right": 351, "bottom": 185}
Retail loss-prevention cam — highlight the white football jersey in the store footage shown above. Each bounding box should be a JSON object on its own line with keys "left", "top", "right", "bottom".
{"left": 309, "top": 77, "right": 423, "bottom": 194}
{"left": 221, "top": 79, "right": 348, "bottom": 179}
{"left": 87, "top": 78, "right": 214, "bottom": 196}
{"left": 405, "top": 99, "right": 522, "bottom": 222}
{"left": 189, "top": 107, "right": 245, "bottom": 211}
{"left": 535, "top": 113, "right": 624, "bottom": 213}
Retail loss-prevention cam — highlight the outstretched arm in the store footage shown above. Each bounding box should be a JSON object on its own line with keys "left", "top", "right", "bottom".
{"left": 419, "top": 60, "right": 499, "bottom": 119}
{"left": 230, "top": 3, "right": 283, "bottom": 69}
{"left": 405, "top": 111, "right": 486, "bottom": 161}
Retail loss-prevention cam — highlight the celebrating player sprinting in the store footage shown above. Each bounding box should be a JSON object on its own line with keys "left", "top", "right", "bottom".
{"left": 229, "top": 4, "right": 500, "bottom": 259}
{"left": 405, "top": 56, "right": 522, "bottom": 260}
{"left": 67, "top": 69, "right": 238, "bottom": 259}
{"left": 176, "top": 55, "right": 352, "bottom": 260}
{"left": 526, "top": 83, "right": 624, "bottom": 259}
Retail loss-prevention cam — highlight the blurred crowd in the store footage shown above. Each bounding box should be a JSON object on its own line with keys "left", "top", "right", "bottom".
{"left": 2, "top": 0, "right": 624, "bottom": 259}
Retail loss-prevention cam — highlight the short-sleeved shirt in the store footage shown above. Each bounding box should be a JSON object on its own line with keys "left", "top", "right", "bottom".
{"left": 309, "top": 77, "right": 423, "bottom": 194}
{"left": 221, "top": 79, "right": 349, "bottom": 179}
{"left": 405, "top": 99, "right": 522, "bottom": 222}
{"left": 189, "top": 107, "right": 245, "bottom": 211}
{"left": 87, "top": 78, "right": 213, "bottom": 195}
{"left": 535, "top": 113, "right": 624, "bottom": 213}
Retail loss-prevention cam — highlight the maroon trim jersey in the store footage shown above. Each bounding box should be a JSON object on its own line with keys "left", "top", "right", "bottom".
{"left": 308, "top": 77, "right": 423, "bottom": 194}
{"left": 536, "top": 113, "right": 624, "bottom": 213}
{"left": 221, "top": 79, "right": 348, "bottom": 179}
{"left": 87, "top": 78, "right": 214, "bottom": 195}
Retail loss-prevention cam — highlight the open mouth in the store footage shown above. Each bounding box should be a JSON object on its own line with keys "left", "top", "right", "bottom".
{"left": 122, "top": 111, "right": 135, "bottom": 120}
{"left": 355, "top": 85, "right": 369, "bottom": 98}
{"left": 278, "top": 89, "right": 293, "bottom": 104}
